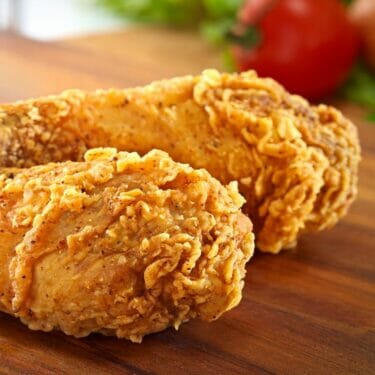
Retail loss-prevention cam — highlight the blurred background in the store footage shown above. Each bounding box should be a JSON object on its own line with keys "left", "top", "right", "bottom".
{"left": 0, "top": 0, "right": 124, "bottom": 39}
{"left": 0, "top": 0, "right": 375, "bottom": 118}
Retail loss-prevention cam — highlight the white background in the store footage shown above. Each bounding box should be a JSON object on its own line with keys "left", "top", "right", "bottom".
{"left": 0, "top": 0, "right": 127, "bottom": 40}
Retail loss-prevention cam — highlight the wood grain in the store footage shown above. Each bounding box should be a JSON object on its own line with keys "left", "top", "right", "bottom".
{"left": 0, "top": 29, "right": 374, "bottom": 375}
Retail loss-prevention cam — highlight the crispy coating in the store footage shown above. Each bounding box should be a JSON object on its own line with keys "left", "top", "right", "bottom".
{"left": 0, "top": 148, "right": 254, "bottom": 342}
{"left": 0, "top": 70, "right": 360, "bottom": 252}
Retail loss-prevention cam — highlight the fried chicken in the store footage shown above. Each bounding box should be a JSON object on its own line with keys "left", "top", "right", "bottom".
{"left": 0, "top": 148, "right": 254, "bottom": 342}
{"left": 0, "top": 70, "right": 360, "bottom": 252}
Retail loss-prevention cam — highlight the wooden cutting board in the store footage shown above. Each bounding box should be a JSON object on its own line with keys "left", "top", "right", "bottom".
{"left": 0, "top": 28, "right": 374, "bottom": 375}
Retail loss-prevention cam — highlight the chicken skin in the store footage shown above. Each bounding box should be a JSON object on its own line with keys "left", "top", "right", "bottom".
{"left": 0, "top": 70, "right": 360, "bottom": 252}
{"left": 0, "top": 148, "right": 254, "bottom": 342}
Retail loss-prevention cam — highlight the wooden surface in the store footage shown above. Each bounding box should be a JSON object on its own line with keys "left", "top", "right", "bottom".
{"left": 0, "top": 29, "right": 374, "bottom": 375}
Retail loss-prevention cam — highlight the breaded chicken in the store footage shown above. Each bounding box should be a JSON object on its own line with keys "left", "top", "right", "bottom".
{"left": 0, "top": 148, "right": 254, "bottom": 342}
{"left": 0, "top": 70, "right": 360, "bottom": 252}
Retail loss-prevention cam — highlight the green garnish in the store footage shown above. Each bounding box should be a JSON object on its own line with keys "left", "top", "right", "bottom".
{"left": 226, "top": 26, "right": 261, "bottom": 48}
{"left": 96, "top": 0, "right": 244, "bottom": 28}
{"left": 221, "top": 47, "right": 236, "bottom": 72}
{"left": 96, "top": 0, "right": 204, "bottom": 26}
{"left": 341, "top": 62, "right": 375, "bottom": 123}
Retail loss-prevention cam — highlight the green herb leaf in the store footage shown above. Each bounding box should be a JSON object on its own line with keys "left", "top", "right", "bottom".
{"left": 96, "top": 0, "right": 204, "bottom": 26}
{"left": 341, "top": 61, "right": 375, "bottom": 123}
{"left": 222, "top": 47, "right": 236, "bottom": 72}
{"left": 201, "top": 18, "right": 235, "bottom": 45}
{"left": 203, "top": 0, "right": 243, "bottom": 19}
{"left": 227, "top": 26, "right": 261, "bottom": 48}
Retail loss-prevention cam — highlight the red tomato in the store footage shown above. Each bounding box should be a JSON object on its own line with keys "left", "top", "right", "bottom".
{"left": 233, "top": 0, "right": 360, "bottom": 100}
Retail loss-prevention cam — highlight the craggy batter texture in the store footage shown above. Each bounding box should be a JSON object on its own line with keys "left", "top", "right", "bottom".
{"left": 0, "top": 148, "right": 253, "bottom": 342}
{"left": 0, "top": 70, "right": 360, "bottom": 253}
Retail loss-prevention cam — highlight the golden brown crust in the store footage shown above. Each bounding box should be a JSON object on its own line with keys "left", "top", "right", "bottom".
{"left": 0, "top": 69, "right": 361, "bottom": 252}
{"left": 0, "top": 148, "right": 253, "bottom": 342}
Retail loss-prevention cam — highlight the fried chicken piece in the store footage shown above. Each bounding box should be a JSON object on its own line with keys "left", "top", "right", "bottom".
{"left": 0, "top": 148, "right": 254, "bottom": 342}
{"left": 0, "top": 70, "right": 360, "bottom": 252}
